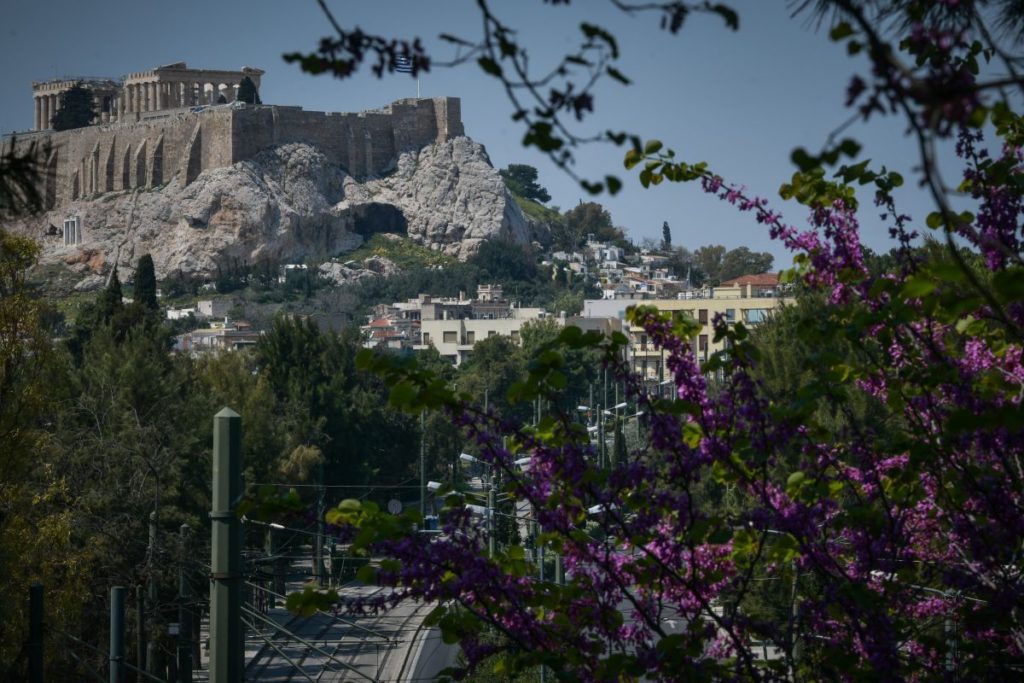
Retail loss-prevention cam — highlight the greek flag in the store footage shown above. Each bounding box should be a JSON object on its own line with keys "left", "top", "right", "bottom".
{"left": 395, "top": 55, "right": 414, "bottom": 74}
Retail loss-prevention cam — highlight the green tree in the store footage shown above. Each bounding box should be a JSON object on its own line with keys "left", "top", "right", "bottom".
{"left": 134, "top": 253, "right": 158, "bottom": 311}
{"left": 694, "top": 244, "right": 727, "bottom": 284}
{"left": 97, "top": 268, "right": 123, "bottom": 322}
{"left": 458, "top": 334, "right": 525, "bottom": 418}
{"left": 661, "top": 221, "right": 671, "bottom": 250}
{"left": 50, "top": 84, "right": 95, "bottom": 131}
{"left": 0, "top": 231, "right": 88, "bottom": 680}
{"left": 718, "top": 246, "right": 774, "bottom": 281}
{"left": 236, "top": 75, "right": 262, "bottom": 105}
{"left": 500, "top": 164, "right": 551, "bottom": 203}
{"left": 557, "top": 201, "right": 623, "bottom": 250}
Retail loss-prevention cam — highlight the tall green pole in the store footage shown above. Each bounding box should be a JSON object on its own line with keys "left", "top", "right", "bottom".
{"left": 110, "top": 586, "right": 125, "bottom": 683}
{"left": 210, "top": 407, "right": 243, "bottom": 683}
{"left": 178, "top": 524, "right": 192, "bottom": 683}
{"left": 29, "top": 583, "right": 43, "bottom": 683}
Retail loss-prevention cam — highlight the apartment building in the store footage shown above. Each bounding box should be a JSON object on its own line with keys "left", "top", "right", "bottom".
{"left": 582, "top": 274, "right": 790, "bottom": 379}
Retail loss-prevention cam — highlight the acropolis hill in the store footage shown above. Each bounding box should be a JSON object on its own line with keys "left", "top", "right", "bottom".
{"left": 16, "top": 62, "right": 463, "bottom": 207}
{"left": 3, "top": 63, "right": 532, "bottom": 286}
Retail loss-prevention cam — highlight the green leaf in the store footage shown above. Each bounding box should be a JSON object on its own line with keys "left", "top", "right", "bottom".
{"left": 388, "top": 380, "right": 417, "bottom": 408}
{"left": 682, "top": 421, "right": 702, "bottom": 448}
{"left": 710, "top": 4, "right": 739, "bottom": 30}
{"left": 606, "top": 175, "right": 622, "bottom": 195}
{"left": 993, "top": 268, "right": 1024, "bottom": 300}
{"left": 477, "top": 57, "right": 502, "bottom": 77}
{"left": 580, "top": 23, "right": 620, "bottom": 58}
{"left": 926, "top": 212, "right": 945, "bottom": 229}
{"left": 902, "top": 276, "right": 936, "bottom": 298}
{"left": 606, "top": 66, "right": 631, "bottom": 85}
{"left": 830, "top": 22, "right": 854, "bottom": 41}
{"left": 644, "top": 139, "right": 663, "bottom": 155}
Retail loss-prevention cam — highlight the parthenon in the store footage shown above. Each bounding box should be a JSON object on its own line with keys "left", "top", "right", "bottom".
{"left": 31, "top": 62, "right": 264, "bottom": 131}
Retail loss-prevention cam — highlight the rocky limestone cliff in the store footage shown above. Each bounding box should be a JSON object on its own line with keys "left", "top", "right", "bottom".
{"left": 7, "top": 137, "right": 530, "bottom": 288}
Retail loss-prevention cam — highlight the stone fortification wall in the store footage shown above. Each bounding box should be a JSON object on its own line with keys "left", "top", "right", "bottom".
{"left": 4, "top": 97, "right": 463, "bottom": 212}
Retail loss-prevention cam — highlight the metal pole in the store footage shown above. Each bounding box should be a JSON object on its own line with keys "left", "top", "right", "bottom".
{"left": 135, "top": 585, "right": 145, "bottom": 681}
{"left": 790, "top": 560, "right": 800, "bottom": 677}
{"left": 603, "top": 367, "right": 608, "bottom": 409}
{"left": 146, "top": 512, "right": 157, "bottom": 675}
{"left": 110, "top": 586, "right": 125, "bottom": 683}
{"left": 316, "top": 460, "right": 325, "bottom": 586}
{"left": 210, "top": 407, "right": 243, "bottom": 683}
{"left": 488, "top": 483, "right": 496, "bottom": 559}
{"left": 420, "top": 410, "right": 426, "bottom": 518}
{"left": 178, "top": 524, "right": 192, "bottom": 683}
{"left": 29, "top": 583, "right": 43, "bottom": 683}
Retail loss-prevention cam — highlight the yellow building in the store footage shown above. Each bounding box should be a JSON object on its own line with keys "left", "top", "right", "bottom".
{"left": 582, "top": 275, "right": 791, "bottom": 380}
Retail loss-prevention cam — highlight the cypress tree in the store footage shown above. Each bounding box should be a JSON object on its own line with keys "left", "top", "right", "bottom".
{"left": 98, "top": 268, "right": 123, "bottom": 322}
{"left": 134, "top": 254, "right": 158, "bottom": 311}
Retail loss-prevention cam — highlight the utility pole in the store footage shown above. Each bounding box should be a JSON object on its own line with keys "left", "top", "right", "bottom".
{"left": 178, "top": 524, "right": 192, "bottom": 683}
{"left": 315, "top": 460, "right": 326, "bottom": 586}
{"left": 29, "top": 583, "right": 43, "bottom": 683}
{"left": 210, "top": 407, "right": 243, "bottom": 683}
{"left": 420, "top": 410, "right": 426, "bottom": 518}
{"left": 146, "top": 511, "right": 157, "bottom": 676}
{"left": 487, "top": 482, "right": 496, "bottom": 559}
{"left": 110, "top": 586, "right": 126, "bottom": 683}
{"left": 603, "top": 367, "right": 608, "bottom": 409}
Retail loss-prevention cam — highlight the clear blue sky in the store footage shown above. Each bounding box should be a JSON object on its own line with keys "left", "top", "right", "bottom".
{"left": 1, "top": 1, "right": 966, "bottom": 265}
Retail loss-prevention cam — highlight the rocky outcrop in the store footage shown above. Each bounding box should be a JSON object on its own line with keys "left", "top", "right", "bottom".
{"left": 7, "top": 137, "right": 531, "bottom": 284}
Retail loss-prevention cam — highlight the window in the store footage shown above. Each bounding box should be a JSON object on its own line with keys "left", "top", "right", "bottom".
{"left": 726, "top": 309, "right": 736, "bottom": 323}
{"left": 745, "top": 309, "right": 769, "bottom": 324}
{"left": 510, "top": 330, "right": 520, "bottom": 342}
{"left": 699, "top": 334, "right": 708, "bottom": 351}
{"left": 443, "top": 331, "right": 457, "bottom": 344}
{"left": 699, "top": 309, "right": 708, "bottom": 325}
{"left": 422, "top": 332, "right": 431, "bottom": 344}
{"left": 466, "top": 331, "right": 475, "bottom": 344}
{"left": 488, "top": 330, "right": 498, "bottom": 337}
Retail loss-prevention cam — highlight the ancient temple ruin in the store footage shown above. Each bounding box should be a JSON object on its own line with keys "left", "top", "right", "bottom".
{"left": 31, "top": 62, "right": 264, "bottom": 131}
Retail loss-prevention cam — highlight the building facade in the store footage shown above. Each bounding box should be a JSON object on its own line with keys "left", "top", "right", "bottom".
{"left": 582, "top": 276, "right": 790, "bottom": 380}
